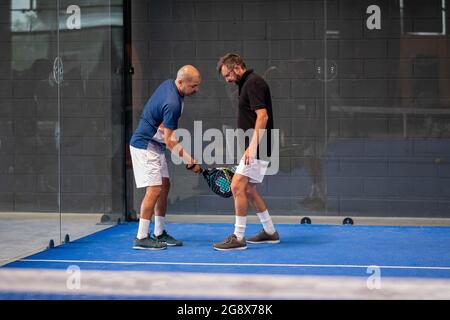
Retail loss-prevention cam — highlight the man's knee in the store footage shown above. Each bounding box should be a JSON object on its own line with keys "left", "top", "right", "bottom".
{"left": 145, "top": 185, "right": 162, "bottom": 198}
{"left": 231, "top": 175, "right": 247, "bottom": 197}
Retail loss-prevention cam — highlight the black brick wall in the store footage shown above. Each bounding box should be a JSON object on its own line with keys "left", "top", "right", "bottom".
{"left": 129, "top": 0, "right": 449, "bottom": 218}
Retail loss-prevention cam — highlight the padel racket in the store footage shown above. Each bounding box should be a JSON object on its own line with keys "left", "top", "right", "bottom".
{"left": 200, "top": 166, "right": 237, "bottom": 198}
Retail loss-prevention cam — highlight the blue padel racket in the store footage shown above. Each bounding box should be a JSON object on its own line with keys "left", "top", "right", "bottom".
{"left": 200, "top": 166, "right": 237, "bottom": 198}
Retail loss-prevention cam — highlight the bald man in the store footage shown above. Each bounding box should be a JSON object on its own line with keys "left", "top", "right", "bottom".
{"left": 130, "top": 65, "right": 202, "bottom": 250}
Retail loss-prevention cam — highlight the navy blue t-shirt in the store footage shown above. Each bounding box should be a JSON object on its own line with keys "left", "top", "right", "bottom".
{"left": 130, "top": 80, "right": 183, "bottom": 150}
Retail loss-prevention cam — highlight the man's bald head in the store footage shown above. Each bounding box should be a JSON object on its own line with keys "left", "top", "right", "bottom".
{"left": 175, "top": 65, "right": 201, "bottom": 97}
{"left": 176, "top": 65, "right": 201, "bottom": 82}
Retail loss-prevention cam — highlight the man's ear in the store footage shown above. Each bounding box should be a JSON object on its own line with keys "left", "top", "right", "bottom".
{"left": 235, "top": 64, "right": 244, "bottom": 74}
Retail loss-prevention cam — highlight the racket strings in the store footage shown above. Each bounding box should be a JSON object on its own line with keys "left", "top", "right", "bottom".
{"left": 203, "top": 166, "right": 236, "bottom": 198}
{"left": 212, "top": 172, "right": 232, "bottom": 197}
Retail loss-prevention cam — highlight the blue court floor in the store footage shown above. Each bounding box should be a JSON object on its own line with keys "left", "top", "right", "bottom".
{"left": 4, "top": 222, "right": 450, "bottom": 278}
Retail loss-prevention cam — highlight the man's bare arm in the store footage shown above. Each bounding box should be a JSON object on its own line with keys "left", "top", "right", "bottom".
{"left": 164, "top": 127, "right": 201, "bottom": 172}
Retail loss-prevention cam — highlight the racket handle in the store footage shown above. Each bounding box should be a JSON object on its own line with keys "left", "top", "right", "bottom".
{"left": 187, "top": 163, "right": 204, "bottom": 174}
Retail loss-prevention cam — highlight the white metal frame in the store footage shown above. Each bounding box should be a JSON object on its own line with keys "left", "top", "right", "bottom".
{"left": 400, "top": 0, "right": 447, "bottom": 36}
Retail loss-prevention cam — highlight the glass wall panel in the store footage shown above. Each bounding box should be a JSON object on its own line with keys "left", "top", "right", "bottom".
{"left": 58, "top": 0, "right": 126, "bottom": 239}
{"left": 324, "top": 0, "right": 450, "bottom": 217}
{"left": 1, "top": 0, "right": 126, "bottom": 265}
{"left": 0, "top": 0, "right": 61, "bottom": 265}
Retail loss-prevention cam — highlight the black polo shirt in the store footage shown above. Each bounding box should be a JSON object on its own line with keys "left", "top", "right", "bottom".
{"left": 237, "top": 69, "right": 274, "bottom": 158}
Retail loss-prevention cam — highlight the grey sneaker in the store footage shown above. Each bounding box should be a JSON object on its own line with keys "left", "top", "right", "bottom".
{"left": 213, "top": 234, "right": 247, "bottom": 251}
{"left": 153, "top": 230, "right": 183, "bottom": 246}
{"left": 133, "top": 235, "right": 167, "bottom": 250}
{"left": 247, "top": 229, "right": 280, "bottom": 244}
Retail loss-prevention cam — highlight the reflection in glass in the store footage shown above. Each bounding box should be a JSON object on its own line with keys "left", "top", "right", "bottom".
{"left": 0, "top": 0, "right": 126, "bottom": 265}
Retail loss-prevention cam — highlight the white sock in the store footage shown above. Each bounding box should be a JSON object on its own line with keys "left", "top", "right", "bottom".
{"left": 154, "top": 216, "right": 165, "bottom": 237}
{"left": 257, "top": 210, "right": 276, "bottom": 235}
{"left": 137, "top": 218, "right": 151, "bottom": 240}
{"left": 234, "top": 216, "right": 247, "bottom": 240}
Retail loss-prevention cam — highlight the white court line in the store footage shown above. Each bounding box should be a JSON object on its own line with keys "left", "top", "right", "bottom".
{"left": 17, "top": 259, "right": 450, "bottom": 271}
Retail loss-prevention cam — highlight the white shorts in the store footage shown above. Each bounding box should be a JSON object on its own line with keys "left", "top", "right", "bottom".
{"left": 130, "top": 143, "right": 169, "bottom": 188}
{"left": 235, "top": 158, "right": 269, "bottom": 184}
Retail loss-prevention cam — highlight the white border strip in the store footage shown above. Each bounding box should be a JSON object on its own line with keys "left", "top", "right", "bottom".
{"left": 17, "top": 259, "right": 450, "bottom": 271}
{"left": 2, "top": 268, "right": 450, "bottom": 300}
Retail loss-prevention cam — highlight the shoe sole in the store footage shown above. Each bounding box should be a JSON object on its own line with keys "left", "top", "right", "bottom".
{"left": 132, "top": 246, "right": 167, "bottom": 250}
{"left": 213, "top": 246, "right": 247, "bottom": 251}
{"left": 165, "top": 243, "right": 183, "bottom": 246}
{"left": 247, "top": 240, "right": 280, "bottom": 244}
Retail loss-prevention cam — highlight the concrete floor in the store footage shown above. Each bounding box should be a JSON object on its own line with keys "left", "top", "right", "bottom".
{"left": 0, "top": 212, "right": 113, "bottom": 266}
